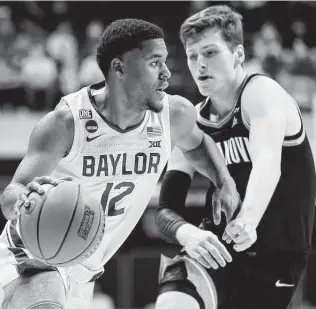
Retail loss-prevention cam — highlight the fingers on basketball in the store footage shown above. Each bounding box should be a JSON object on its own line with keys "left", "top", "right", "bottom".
{"left": 19, "top": 181, "right": 104, "bottom": 267}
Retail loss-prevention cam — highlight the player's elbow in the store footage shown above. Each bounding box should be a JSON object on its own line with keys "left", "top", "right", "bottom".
{"left": 1, "top": 194, "right": 15, "bottom": 220}
{"left": 1, "top": 183, "right": 25, "bottom": 220}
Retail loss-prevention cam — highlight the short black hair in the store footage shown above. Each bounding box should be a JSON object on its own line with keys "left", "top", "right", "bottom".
{"left": 96, "top": 18, "right": 164, "bottom": 79}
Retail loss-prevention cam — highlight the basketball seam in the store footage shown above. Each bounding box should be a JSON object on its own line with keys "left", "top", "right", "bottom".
{"left": 28, "top": 301, "right": 65, "bottom": 309}
{"left": 46, "top": 184, "right": 81, "bottom": 261}
{"left": 35, "top": 190, "right": 50, "bottom": 261}
{"left": 52, "top": 198, "right": 105, "bottom": 266}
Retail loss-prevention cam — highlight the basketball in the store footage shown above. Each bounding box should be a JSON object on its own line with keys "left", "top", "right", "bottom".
{"left": 18, "top": 181, "right": 105, "bottom": 267}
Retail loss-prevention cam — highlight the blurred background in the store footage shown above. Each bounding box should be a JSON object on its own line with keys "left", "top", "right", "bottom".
{"left": 0, "top": 1, "right": 316, "bottom": 308}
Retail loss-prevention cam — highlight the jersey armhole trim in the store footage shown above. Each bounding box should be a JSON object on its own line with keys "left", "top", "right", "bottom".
{"left": 59, "top": 98, "right": 84, "bottom": 163}
{"left": 240, "top": 76, "right": 306, "bottom": 147}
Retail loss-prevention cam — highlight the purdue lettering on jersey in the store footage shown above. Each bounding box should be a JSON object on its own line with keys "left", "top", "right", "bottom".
{"left": 82, "top": 152, "right": 160, "bottom": 176}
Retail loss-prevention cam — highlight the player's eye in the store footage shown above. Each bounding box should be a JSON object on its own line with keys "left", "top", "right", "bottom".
{"left": 205, "top": 50, "right": 216, "bottom": 57}
{"left": 188, "top": 54, "right": 197, "bottom": 61}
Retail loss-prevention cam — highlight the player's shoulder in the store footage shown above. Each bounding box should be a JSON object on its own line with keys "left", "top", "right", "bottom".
{"left": 27, "top": 105, "right": 74, "bottom": 153}
{"left": 32, "top": 100, "right": 74, "bottom": 140}
{"left": 242, "top": 75, "right": 287, "bottom": 102}
{"left": 167, "top": 94, "right": 196, "bottom": 118}
{"left": 167, "top": 94, "right": 197, "bottom": 139}
{"left": 55, "top": 106, "right": 74, "bottom": 132}
{"left": 241, "top": 74, "right": 291, "bottom": 112}
{"left": 53, "top": 99, "right": 73, "bottom": 128}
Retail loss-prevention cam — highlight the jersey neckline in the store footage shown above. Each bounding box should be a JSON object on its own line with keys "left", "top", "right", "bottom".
{"left": 87, "top": 80, "right": 148, "bottom": 134}
{"left": 197, "top": 74, "right": 254, "bottom": 129}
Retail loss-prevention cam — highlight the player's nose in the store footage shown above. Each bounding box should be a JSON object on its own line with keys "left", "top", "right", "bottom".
{"left": 160, "top": 63, "right": 171, "bottom": 80}
{"left": 197, "top": 55, "right": 208, "bottom": 73}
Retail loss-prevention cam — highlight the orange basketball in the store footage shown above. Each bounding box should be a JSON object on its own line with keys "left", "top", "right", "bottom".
{"left": 18, "top": 181, "right": 104, "bottom": 267}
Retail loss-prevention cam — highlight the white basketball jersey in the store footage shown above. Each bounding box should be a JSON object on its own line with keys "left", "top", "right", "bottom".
{"left": 51, "top": 81, "right": 172, "bottom": 276}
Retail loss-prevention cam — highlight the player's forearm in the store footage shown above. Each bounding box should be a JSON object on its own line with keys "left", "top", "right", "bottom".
{"left": 239, "top": 157, "right": 281, "bottom": 227}
{"left": 1, "top": 183, "right": 26, "bottom": 220}
{"left": 156, "top": 170, "right": 191, "bottom": 244}
{"left": 183, "top": 134, "right": 234, "bottom": 189}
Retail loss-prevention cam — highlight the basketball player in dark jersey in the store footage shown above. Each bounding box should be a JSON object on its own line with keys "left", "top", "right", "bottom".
{"left": 156, "top": 5, "right": 316, "bottom": 309}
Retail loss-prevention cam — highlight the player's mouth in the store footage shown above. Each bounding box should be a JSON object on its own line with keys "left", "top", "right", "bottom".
{"left": 156, "top": 83, "right": 169, "bottom": 92}
{"left": 197, "top": 75, "right": 212, "bottom": 81}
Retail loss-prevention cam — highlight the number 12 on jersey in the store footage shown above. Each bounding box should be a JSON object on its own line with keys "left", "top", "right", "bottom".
{"left": 101, "top": 182, "right": 135, "bottom": 216}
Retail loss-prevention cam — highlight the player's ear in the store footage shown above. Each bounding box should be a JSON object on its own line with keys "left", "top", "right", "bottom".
{"left": 234, "top": 44, "right": 245, "bottom": 68}
{"left": 111, "top": 58, "right": 124, "bottom": 78}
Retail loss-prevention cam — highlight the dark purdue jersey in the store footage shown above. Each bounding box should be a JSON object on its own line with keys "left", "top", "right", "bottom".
{"left": 198, "top": 74, "right": 316, "bottom": 254}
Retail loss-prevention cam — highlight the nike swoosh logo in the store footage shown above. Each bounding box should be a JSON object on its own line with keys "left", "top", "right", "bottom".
{"left": 275, "top": 280, "right": 295, "bottom": 287}
{"left": 86, "top": 134, "right": 104, "bottom": 142}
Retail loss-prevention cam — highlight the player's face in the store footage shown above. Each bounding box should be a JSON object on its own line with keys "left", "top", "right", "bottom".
{"left": 122, "top": 38, "right": 171, "bottom": 112}
{"left": 185, "top": 27, "right": 242, "bottom": 97}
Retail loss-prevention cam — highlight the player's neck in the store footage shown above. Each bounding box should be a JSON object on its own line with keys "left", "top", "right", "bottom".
{"left": 209, "top": 70, "right": 247, "bottom": 119}
{"left": 95, "top": 86, "right": 146, "bottom": 131}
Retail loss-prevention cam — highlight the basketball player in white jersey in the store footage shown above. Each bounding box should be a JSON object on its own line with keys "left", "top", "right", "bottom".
{"left": 0, "top": 19, "right": 239, "bottom": 309}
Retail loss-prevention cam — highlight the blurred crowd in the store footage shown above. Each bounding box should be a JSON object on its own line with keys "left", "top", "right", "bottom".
{"left": 244, "top": 18, "right": 316, "bottom": 111}
{"left": 0, "top": 1, "right": 316, "bottom": 113}
{"left": 0, "top": 2, "right": 104, "bottom": 111}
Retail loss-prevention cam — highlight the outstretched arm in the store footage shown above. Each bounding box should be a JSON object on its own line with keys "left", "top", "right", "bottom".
{"left": 225, "top": 77, "right": 289, "bottom": 251}
{"left": 157, "top": 145, "right": 232, "bottom": 269}
{"left": 160, "top": 94, "right": 240, "bottom": 268}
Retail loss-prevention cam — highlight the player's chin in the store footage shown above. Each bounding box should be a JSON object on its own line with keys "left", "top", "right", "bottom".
{"left": 197, "top": 85, "right": 212, "bottom": 97}
{"left": 146, "top": 93, "right": 164, "bottom": 112}
{"left": 147, "top": 99, "right": 164, "bottom": 113}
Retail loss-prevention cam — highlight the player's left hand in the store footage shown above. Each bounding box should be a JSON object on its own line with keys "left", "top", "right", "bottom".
{"left": 224, "top": 217, "right": 257, "bottom": 251}
{"left": 212, "top": 180, "right": 240, "bottom": 225}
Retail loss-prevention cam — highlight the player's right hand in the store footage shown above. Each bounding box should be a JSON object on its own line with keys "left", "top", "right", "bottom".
{"left": 212, "top": 181, "right": 241, "bottom": 225}
{"left": 183, "top": 228, "right": 232, "bottom": 269}
{"left": 14, "top": 176, "right": 73, "bottom": 219}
